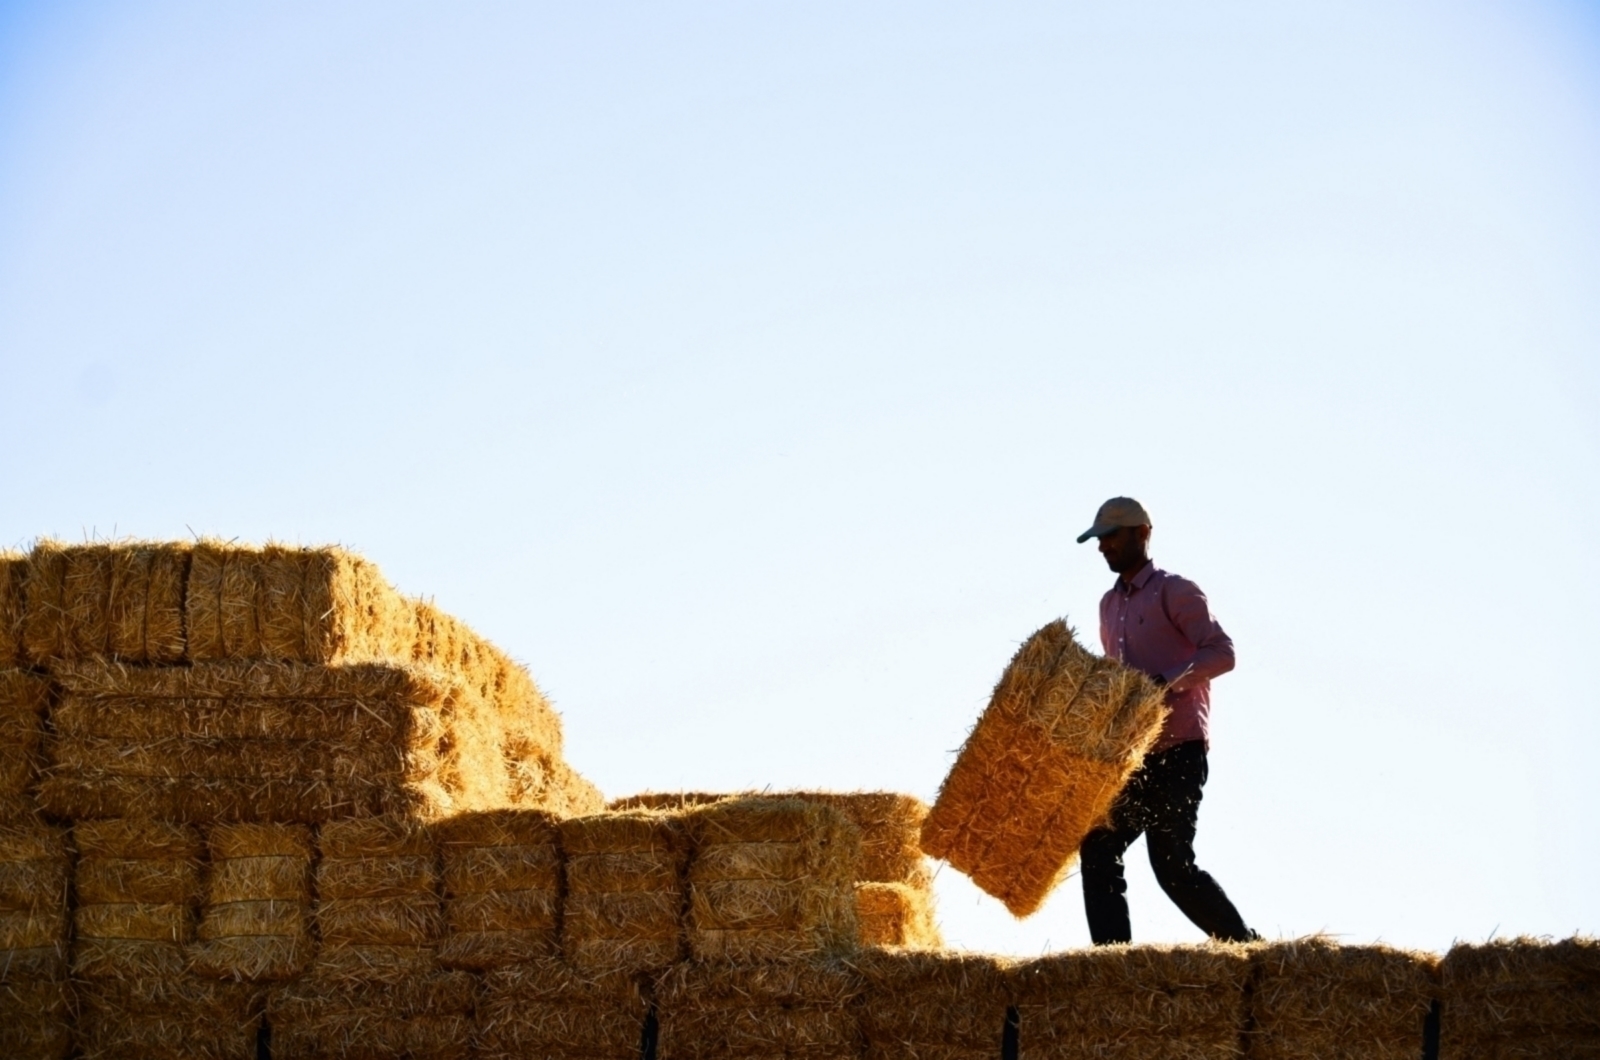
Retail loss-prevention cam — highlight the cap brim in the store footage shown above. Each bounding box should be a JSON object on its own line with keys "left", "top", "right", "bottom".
{"left": 1075, "top": 525, "right": 1109, "bottom": 544}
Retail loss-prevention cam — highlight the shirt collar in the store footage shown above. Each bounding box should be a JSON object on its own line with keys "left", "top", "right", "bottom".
{"left": 1117, "top": 560, "right": 1157, "bottom": 594}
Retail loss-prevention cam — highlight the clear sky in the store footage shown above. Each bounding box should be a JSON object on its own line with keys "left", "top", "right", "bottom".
{"left": 2, "top": 1, "right": 1597, "bottom": 956}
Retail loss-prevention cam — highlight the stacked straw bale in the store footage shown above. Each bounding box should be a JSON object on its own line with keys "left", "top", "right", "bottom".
{"left": 1440, "top": 936, "right": 1600, "bottom": 1058}
{"left": 1249, "top": 937, "right": 1437, "bottom": 1060}
{"left": 615, "top": 791, "right": 939, "bottom": 949}
{"left": 0, "top": 670, "right": 51, "bottom": 819}
{"left": 561, "top": 809, "right": 686, "bottom": 972}
{"left": 856, "top": 949, "right": 1012, "bottom": 1060}
{"left": 1012, "top": 944, "right": 1251, "bottom": 1060}
{"left": 77, "top": 976, "right": 261, "bottom": 1060}
{"left": 314, "top": 816, "right": 442, "bottom": 969}
{"left": 191, "top": 823, "right": 314, "bottom": 982}
{"left": 435, "top": 810, "right": 563, "bottom": 971}
{"left": 0, "top": 550, "right": 26, "bottom": 667}
{"left": 18, "top": 541, "right": 190, "bottom": 666}
{"left": 920, "top": 620, "right": 1167, "bottom": 916}
{"left": 71, "top": 819, "right": 201, "bottom": 980}
{"left": 684, "top": 798, "right": 861, "bottom": 962}
{"left": 474, "top": 958, "right": 649, "bottom": 1060}
{"left": 0, "top": 816, "right": 72, "bottom": 1060}
{"left": 656, "top": 958, "right": 863, "bottom": 1060}
{"left": 268, "top": 966, "right": 477, "bottom": 1060}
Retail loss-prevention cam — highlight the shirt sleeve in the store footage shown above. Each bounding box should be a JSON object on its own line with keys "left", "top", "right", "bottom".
{"left": 1098, "top": 589, "right": 1115, "bottom": 658}
{"left": 1161, "top": 576, "right": 1235, "bottom": 689}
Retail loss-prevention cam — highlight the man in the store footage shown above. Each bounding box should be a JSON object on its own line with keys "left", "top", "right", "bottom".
{"left": 1075, "top": 496, "right": 1255, "bottom": 945}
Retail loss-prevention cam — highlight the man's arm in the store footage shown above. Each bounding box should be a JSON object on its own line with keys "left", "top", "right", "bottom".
{"left": 1161, "top": 576, "right": 1235, "bottom": 691}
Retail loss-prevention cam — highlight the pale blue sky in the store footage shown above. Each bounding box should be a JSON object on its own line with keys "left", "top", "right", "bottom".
{"left": 2, "top": 1, "right": 1597, "bottom": 954}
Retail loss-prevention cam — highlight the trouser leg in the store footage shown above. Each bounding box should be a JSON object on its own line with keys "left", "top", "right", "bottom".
{"left": 1080, "top": 822, "right": 1140, "bottom": 945}
{"left": 1143, "top": 742, "right": 1253, "bottom": 942}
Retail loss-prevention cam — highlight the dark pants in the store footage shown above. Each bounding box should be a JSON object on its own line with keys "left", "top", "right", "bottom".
{"left": 1080, "top": 740, "right": 1253, "bottom": 945}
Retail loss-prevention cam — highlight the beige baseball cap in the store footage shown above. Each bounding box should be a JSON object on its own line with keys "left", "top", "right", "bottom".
{"left": 1075, "top": 496, "right": 1152, "bottom": 543}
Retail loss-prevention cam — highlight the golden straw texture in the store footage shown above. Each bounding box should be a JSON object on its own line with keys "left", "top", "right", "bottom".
{"left": 71, "top": 820, "right": 201, "bottom": 981}
{"left": 268, "top": 968, "right": 475, "bottom": 1060}
{"left": 921, "top": 621, "right": 1166, "bottom": 916}
{"left": 561, "top": 810, "right": 686, "bottom": 972}
{"left": 191, "top": 823, "right": 313, "bottom": 981}
{"left": 857, "top": 949, "right": 1013, "bottom": 1060}
{"left": 656, "top": 959, "right": 863, "bottom": 1060}
{"left": 0, "top": 971, "right": 73, "bottom": 1060}
{"left": 1249, "top": 937, "right": 1438, "bottom": 1060}
{"left": 435, "top": 810, "right": 563, "bottom": 970}
{"left": 1440, "top": 936, "right": 1599, "bottom": 1058}
{"left": 1012, "top": 944, "right": 1251, "bottom": 1060}
{"left": 0, "top": 816, "right": 70, "bottom": 988}
{"left": 0, "top": 551, "right": 25, "bottom": 668}
{"left": 78, "top": 976, "right": 261, "bottom": 1060}
{"left": 685, "top": 798, "right": 861, "bottom": 962}
{"left": 855, "top": 878, "right": 941, "bottom": 949}
{"left": 0, "top": 671, "right": 51, "bottom": 818}
{"left": 475, "top": 959, "right": 650, "bottom": 1060}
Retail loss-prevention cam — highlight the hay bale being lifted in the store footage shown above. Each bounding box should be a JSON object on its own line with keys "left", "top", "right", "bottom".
{"left": 920, "top": 620, "right": 1167, "bottom": 917}
{"left": 474, "top": 959, "right": 650, "bottom": 1060}
{"left": 560, "top": 810, "right": 686, "bottom": 972}
{"left": 1250, "top": 937, "right": 1438, "bottom": 1060}
{"left": 1440, "top": 936, "right": 1600, "bottom": 1058}
{"left": 1011, "top": 944, "right": 1251, "bottom": 1060}
{"left": 435, "top": 810, "right": 563, "bottom": 971}
{"left": 191, "top": 823, "right": 314, "bottom": 982}
{"left": 857, "top": 949, "right": 1013, "bottom": 1060}
{"left": 656, "top": 959, "right": 863, "bottom": 1060}
{"left": 37, "top": 660, "right": 585, "bottom": 823}
{"left": 684, "top": 798, "right": 860, "bottom": 962}
{"left": 0, "top": 816, "right": 72, "bottom": 1060}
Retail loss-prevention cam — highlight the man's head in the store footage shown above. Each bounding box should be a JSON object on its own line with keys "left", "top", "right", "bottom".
{"left": 1076, "top": 496, "right": 1152, "bottom": 577}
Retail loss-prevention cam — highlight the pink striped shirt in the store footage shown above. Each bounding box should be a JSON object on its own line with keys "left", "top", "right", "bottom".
{"left": 1099, "top": 562, "right": 1235, "bottom": 753}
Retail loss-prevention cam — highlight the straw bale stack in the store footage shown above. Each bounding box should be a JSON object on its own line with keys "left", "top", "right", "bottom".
{"left": 615, "top": 791, "right": 938, "bottom": 949}
{"left": 920, "top": 621, "right": 1167, "bottom": 916}
{"left": 77, "top": 976, "right": 261, "bottom": 1060}
{"left": 191, "top": 823, "right": 313, "bottom": 981}
{"left": 684, "top": 798, "right": 860, "bottom": 962}
{"left": 1440, "top": 936, "right": 1600, "bottom": 1058}
{"left": 475, "top": 958, "right": 650, "bottom": 1060}
{"left": 0, "top": 816, "right": 72, "bottom": 1060}
{"left": 435, "top": 810, "right": 563, "bottom": 971}
{"left": 1011, "top": 944, "right": 1250, "bottom": 1060}
{"left": 37, "top": 659, "right": 588, "bottom": 823}
{"left": 560, "top": 809, "right": 686, "bottom": 972}
{"left": 315, "top": 816, "right": 442, "bottom": 965}
{"left": 267, "top": 966, "right": 476, "bottom": 1060}
{"left": 1249, "top": 937, "right": 1437, "bottom": 1060}
{"left": 0, "top": 670, "right": 51, "bottom": 819}
{"left": 71, "top": 819, "right": 201, "bottom": 980}
{"left": 856, "top": 949, "right": 1012, "bottom": 1060}
{"left": 17, "top": 540, "right": 191, "bottom": 666}
{"left": 656, "top": 958, "right": 863, "bottom": 1060}
{"left": 0, "top": 550, "right": 25, "bottom": 667}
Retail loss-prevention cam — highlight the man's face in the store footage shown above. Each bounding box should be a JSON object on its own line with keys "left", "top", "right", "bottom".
{"left": 1096, "top": 524, "right": 1150, "bottom": 574}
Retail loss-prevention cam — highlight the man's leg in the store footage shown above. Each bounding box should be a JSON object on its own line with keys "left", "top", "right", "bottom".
{"left": 1142, "top": 741, "right": 1253, "bottom": 942}
{"left": 1080, "top": 822, "right": 1141, "bottom": 944}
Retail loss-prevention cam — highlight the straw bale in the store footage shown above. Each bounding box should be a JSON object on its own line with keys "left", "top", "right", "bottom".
{"left": 19, "top": 541, "right": 68, "bottom": 663}
{"left": 656, "top": 959, "right": 863, "bottom": 1060}
{"left": 921, "top": 621, "right": 1166, "bottom": 917}
{"left": 1249, "top": 937, "right": 1437, "bottom": 1060}
{"left": 0, "top": 670, "right": 50, "bottom": 802}
{"left": 37, "top": 774, "right": 457, "bottom": 824}
{"left": 269, "top": 966, "right": 474, "bottom": 1060}
{"left": 855, "top": 881, "right": 941, "bottom": 950}
{"left": 856, "top": 949, "right": 1013, "bottom": 1054}
{"left": 77, "top": 901, "right": 193, "bottom": 942}
{"left": 475, "top": 958, "right": 650, "bottom": 1058}
{"left": 319, "top": 814, "right": 438, "bottom": 858}
{"left": 304, "top": 943, "right": 442, "bottom": 985}
{"left": 439, "top": 928, "right": 558, "bottom": 970}
{"left": 0, "top": 816, "right": 69, "bottom": 914}
{"left": 207, "top": 857, "right": 309, "bottom": 902}
{"left": 1441, "top": 936, "right": 1600, "bottom": 1053}
{"left": 50, "top": 732, "right": 439, "bottom": 780}
{"left": 107, "top": 542, "right": 192, "bottom": 663}
{"left": 78, "top": 975, "right": 261, "bottom": 1060}
{"left": 77, "top": 857, "right": 202, "bottom": 904}
{"left": 1009, "top": 944, "right": 1248, "bottom": 1060}
{"left": 1, "top": 907, "right": 69, "bottom": 950}
{"left": 686, "top": 798, "right": 860, "bottom": 962}
{"left": 616, "top": 790, "right": 932, "bottom": 882}
{"left": 52, "top": 693, "right": 443, "bottom": 743}
{"left": 561, "top": 809, "right": 684, "bottom": 855}
{"left": 445, "top": 887, "right": 559, "bottom": 931}
{"left": 560, "top": 810, "right": 686, "bottom": 971}
{"left": 0, "top": 968, "right": 73, "bottom": 1060}
{"left": 317, "top": 893, "right": 443, "bottom": 945}
{"left": 0, "top": 551, "right": 25, "bottom": 667}
{"left": 194, "top": 822, "right": 314, "bottom": 980}
{"left": 442, "top": 842, "right": 561, "bottom": 894}
{"left": 318, "top": 855, "right": 438, "bottom": 897}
